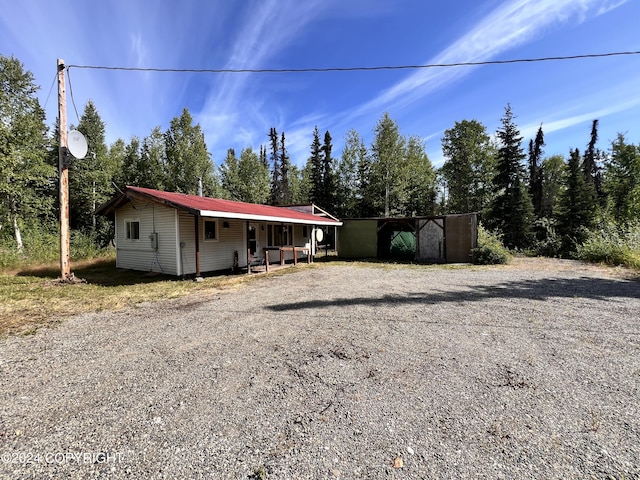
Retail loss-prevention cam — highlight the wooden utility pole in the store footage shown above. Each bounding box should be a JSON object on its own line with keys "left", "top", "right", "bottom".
{"left": 58, "top": 58, "right": 71, "bottom": 281}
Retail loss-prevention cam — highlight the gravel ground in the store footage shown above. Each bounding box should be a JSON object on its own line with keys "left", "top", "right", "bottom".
{"left": 1, "top": 259, "right": 639, "bottom": 479}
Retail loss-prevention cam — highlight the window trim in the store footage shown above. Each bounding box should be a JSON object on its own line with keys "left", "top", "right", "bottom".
{"left": 267, "top": 223, "right": 293, "bottom": 247}
{"left": 125, "top": 219, "right": 140, "bottom": 241}
{"left": 203, "top": 219, "right": 219, "bottom": 242}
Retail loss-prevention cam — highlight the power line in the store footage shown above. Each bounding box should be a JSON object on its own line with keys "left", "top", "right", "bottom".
{"left": 43, "top": 71, "right": 58, "bottom": 112}
{"left": 66, "top": 50, "right": 640, "bottom": 74}
{"left": 66, "top": 68, "right": 81, "bottom": 124}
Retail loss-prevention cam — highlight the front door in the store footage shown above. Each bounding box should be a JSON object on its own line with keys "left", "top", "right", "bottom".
{"left": 249, "top": 223, "right": 259, "bottom": 256}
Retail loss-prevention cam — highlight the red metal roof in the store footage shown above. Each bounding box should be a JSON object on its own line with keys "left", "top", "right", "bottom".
{"left": 125, "top": 186, "right": 341, "bottom": 226}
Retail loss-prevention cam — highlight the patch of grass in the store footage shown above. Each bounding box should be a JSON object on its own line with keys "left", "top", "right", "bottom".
{"left": 0, "top": 255, "right": 295, "bottom": 337}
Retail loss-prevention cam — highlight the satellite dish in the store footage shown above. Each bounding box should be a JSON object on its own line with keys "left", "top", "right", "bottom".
{"left": 67, "top": 130, "right": 88, "bottom": 159}
{"left": 315, "top": 228, "right": 324, "bottom": 243}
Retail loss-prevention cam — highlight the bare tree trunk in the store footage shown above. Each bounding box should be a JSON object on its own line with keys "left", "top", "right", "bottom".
{"left": 12, "top": 211, "right": 23, "bottom": 252}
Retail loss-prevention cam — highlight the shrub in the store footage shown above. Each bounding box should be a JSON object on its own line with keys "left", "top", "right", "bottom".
{"left": 473, "top": 224, "right": 511, "bottom": 265}
{"left": 575, "top": 222, "right": 640, "bottom": 269}
{"left": 530, "top": 217, "right": 562, "bottom": 257}
{"left": 0, "top": 226, "right": 107, "bottom": 272}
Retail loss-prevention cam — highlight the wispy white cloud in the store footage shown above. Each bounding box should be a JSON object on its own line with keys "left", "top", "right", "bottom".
{"left": 520, "top": 96, "right": 640, "bottom": 141}
{"left": 129, "top": 33, "right": 149, "bottom": 69}
{"left": 198, "top": 0, "right": 339, "bottom": 161}
{"left": 343, "top": 0, "right": 625, "bottom": 123}
{"left": 597, "top": 0, "right": 630, "bottom": 16}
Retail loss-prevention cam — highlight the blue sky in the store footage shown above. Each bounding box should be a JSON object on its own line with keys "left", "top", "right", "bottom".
{"left": 2, "top": 0, "right": 638, "bottom": 169}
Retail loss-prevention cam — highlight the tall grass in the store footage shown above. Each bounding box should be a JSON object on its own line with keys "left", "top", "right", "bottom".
{"left": 0, "top": 227, "right": 107, "bottom": 272}
{"left": 575, "top": 222, "right": 640, "bottom": 269}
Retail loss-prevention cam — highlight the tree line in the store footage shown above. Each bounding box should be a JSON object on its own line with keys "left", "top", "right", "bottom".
{"left": 2, "top": 54, "right": 639, "bottom": 259}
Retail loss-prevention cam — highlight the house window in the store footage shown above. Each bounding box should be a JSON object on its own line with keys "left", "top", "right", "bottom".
{"left": 204, "top": 220, "right": 218, "bottom": 241}
{"left": 267, "top": 224, "right": 292, "bottom": 246}
{"left": 125, "top": 220, "right": 140, "bottom": 240}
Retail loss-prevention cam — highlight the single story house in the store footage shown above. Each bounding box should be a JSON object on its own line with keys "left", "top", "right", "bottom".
{"left": 97, "top": 186, "right": 342, "bottom": 277}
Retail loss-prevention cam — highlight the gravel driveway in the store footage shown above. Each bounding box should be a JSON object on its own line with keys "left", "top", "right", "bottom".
{"left": 1, "top": 260, "right": 639, "bottom": 479}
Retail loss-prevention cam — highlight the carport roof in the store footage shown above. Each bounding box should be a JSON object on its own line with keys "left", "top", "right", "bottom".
{"left": 98, "top": 186, "right": 342, "bottom": 226}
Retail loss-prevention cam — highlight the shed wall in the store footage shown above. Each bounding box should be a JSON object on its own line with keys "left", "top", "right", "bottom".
{"left": 445, "top": 214, "right": 478, "bottom": 263}
{"left": 337, "top": 220, "right": 378, "bottom": 258}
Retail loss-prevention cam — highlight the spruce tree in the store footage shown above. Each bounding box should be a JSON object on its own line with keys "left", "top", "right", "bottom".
{"left": 320, "top": 130, "right": 336, "bottom": 211}
{"left": 603, "top": 134, "right": 640, "bottom": 224}
{"left": 556, "top": 148, "right": 596, "bottom": 253}
{"left": 308, "top": 126, "right": 323, "bottom": 205}
{"left": 280, "top": 132, "right": 292, "bottom": 204}
{"left": 528, "top": 126, "right": 545, "bottom": 219}
{"left": 583, "top": 119, "right": 604, "bottom": 205}
{"left": 269, "top": 127, "right": 282, "bottom": 205}
{"left": 487, "top": 104, "right": 534, "bottom": 249}
{"left": 73, "top": 100, "right": 110, "bottom": 233}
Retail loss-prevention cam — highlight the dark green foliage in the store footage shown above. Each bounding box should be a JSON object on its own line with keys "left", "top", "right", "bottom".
{"left": 556, "top": 148, "right": 596, "bottom": 253}
{"left": 279, "top": 132, "right": 292, "bottom": 204}
{"left": 308, "top": 126, "right": 323, "bottom": 204}
{"left": 268, "top": 127, "right": 282, "bottom": 205}
{"left": 528, "top": 126, "right": 545, "bottom": 218}
{"left": 320, "top": 130, "right": 337, "bottom": 212}
{"left": 70, "top": 100, "right": 110, "bottom": 232}
{"left": 603, "top": 134, "right": 640, "bottom": 224}
{"left": 583, "top": 119, "right": 605, "bottom": 204}
{"left": 486, "top": 105, "right": 534, "bottom": 249}
{"left": 530, "top": 217, "right": 562, "bottom": 257}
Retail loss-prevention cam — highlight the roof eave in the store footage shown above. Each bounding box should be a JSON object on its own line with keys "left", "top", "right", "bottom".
{"left": 199, "top": 209, "right": 342, "bottom": 226}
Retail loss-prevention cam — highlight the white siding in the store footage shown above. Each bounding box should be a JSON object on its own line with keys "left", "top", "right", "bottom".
{"left": 178, "top": 213, "right": 248, "bottom": 275}
{"left": 115, "top": 201, "right": 179, "bottom": 275}
{"left": 178, "top": 212, "right": 196, "bottom": 276}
